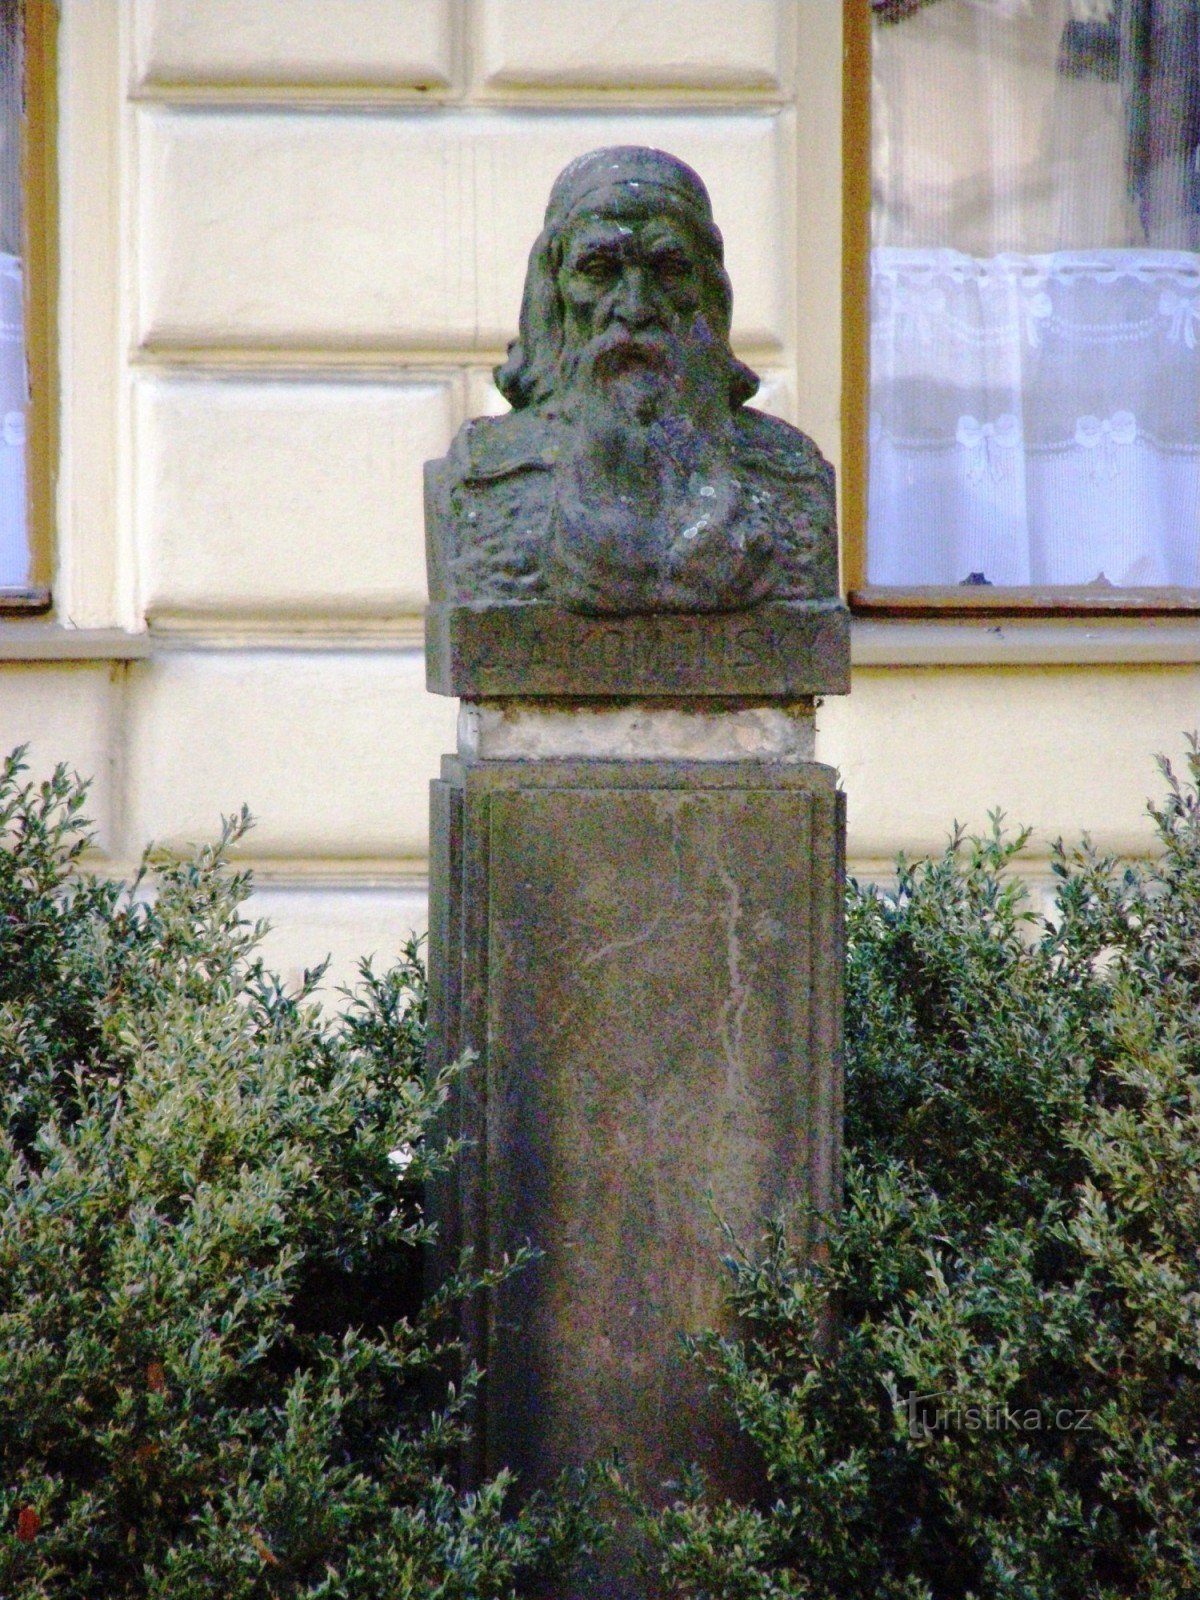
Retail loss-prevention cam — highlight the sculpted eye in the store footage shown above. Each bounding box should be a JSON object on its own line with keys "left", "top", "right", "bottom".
{"left": 651, "top": 249, "right": 692, "bottom": 278}
{"left": 575, "top": 251, "right": 619, "bottom": 282}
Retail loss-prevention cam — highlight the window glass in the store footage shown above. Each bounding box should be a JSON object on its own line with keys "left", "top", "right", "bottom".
{"left": 868, "top": 0, "right": 1200, "bottom": 592}
{"left": 1, "top": 0, "right": 27, "bottom": 589}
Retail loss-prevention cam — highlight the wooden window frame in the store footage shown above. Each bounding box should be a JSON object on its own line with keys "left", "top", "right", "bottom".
{"left": 839, "top": 0, "right": 1200, "bottom": 620}
{"left": 0, "top": 0, "right": 56, "bottom": 615}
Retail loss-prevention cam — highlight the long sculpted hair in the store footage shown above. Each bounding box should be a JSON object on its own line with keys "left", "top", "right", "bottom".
{"left": 494, "top": 146, "right": 761, "bottom": 415}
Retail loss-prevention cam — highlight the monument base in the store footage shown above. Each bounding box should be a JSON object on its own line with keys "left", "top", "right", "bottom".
{"left": 428, "top": 753, "right": 844, "bottom": 1596}
{"left": 426, "top": 600, "right": 850, "bottom": 699}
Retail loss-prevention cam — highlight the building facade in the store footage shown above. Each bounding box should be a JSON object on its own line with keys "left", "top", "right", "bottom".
{"left": 3, "top": 0, "right": 1196, "bottom": 990}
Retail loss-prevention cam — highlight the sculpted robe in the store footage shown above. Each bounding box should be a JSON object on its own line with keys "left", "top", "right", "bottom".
{"left": 425, "top": 404, "right": 838, "bottom": 616}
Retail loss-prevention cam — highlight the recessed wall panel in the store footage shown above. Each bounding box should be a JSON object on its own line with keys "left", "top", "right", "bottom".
{"left": 136, "top": 374, "right": 455, "bottom": 617}
{"left": 123, "top": 649, "right": 456, "bottom": 860}
{"left": 476, "top": 0, "right": 790, "bottom": 90}
{"left": 137, "top": 109, "right": 790, "bottom": 352}
{"left": 134, "top": 0, "right": 455, "bottom": 89}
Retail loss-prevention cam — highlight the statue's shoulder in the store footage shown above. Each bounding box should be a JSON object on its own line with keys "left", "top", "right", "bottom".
{"left": 732, "top": 406, "right": 838, "bottom": 602}
{"left": 425, "top": 410, "right": 559, "bottom": 604}
{"left": 733, "top": 406, "right": 833, "bottom": 487}
{"left": 443, "top": 410, "right": 559, "bottom": 485}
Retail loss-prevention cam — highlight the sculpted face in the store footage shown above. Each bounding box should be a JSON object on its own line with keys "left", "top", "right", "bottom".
{"left": 553, "top": 190, "right": 731, "bottom": 424}
{"left": 558, "top": 209, "right": 704, "bottom": 345}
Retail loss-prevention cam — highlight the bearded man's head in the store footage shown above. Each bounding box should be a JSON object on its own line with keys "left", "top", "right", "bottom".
{"left": 494, "top": 147, "right": 760, "bottom": 420}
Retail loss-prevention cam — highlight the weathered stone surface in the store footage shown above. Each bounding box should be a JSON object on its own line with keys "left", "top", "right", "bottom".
{"left": 426, "top": 598, "right": 849, "bottom": 698}
{"left": 427, "top": 757, "right": 844, "bottom": 1595}
{"left": 457, "top": 698, "right": 816, "bottom": 762}
{"left": 423, "top": 146, "right": 841, "bottom": 619}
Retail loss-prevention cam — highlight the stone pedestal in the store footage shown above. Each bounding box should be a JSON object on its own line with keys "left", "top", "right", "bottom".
{"left": 427, "top": 673, "right": 845, "bottom": 1596}
{"left": 420, "top": 136, "right": 850, "bottom": 1600}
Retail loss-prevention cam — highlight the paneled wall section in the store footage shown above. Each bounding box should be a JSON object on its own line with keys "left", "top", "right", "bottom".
{"left": 121, "top": 0, "right": 829, "bottom": 989}
{"left": 10, "top": 3, "right": 1184, "bottom": 993}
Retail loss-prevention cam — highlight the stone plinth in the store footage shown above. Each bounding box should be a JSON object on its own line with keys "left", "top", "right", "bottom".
{"left": 427, "top": 750, "right": 844, "bottom": 1593}
{"left": 457, "top": 698, "right": 817, "bottom": 763}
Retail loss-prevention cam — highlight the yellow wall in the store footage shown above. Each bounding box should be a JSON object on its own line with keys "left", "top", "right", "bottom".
{"left": 2, "top": 1, "right": 1196, "bottom": 990}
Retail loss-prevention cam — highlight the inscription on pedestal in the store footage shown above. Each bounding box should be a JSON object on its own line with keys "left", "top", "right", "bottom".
{"left": 426, "top": 601, "right": 850, "bottom": 699}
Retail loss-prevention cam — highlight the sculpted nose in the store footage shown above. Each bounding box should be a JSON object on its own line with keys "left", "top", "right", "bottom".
{"left": 612, "top": 265, "right": 656, "bottom": 328}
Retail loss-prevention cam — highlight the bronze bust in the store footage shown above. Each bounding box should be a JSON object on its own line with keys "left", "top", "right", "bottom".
{"left": 426, "top": 146, "right": 837, "bottom": 617}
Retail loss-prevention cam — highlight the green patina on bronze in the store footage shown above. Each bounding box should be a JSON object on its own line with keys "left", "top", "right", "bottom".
{"left": 425, "top": 146, "right": 844, "bottom": 659}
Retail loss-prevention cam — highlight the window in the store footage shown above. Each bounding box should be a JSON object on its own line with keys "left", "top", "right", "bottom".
{"left": 849, "top": 0, "right": 1200, "bottom": 614}
{"left": 1, "top": 0, "right": 54, "bottom": 612}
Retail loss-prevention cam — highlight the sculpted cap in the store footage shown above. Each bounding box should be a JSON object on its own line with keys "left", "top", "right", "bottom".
{"left": 541, "top": 146, "right": 718, "bottom": 232}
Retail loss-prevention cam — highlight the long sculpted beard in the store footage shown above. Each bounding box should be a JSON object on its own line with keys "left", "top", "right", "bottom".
{"left": 545, "top": 319, "right": 777, "bottom": 614}
{"left": 556, "top": 326, "right": 678, "bottom": 426}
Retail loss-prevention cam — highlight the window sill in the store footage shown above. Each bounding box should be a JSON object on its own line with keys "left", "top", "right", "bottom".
{"left": 852, "top": 616, "right": 1200, "bottom": 667}
{"left": 849, "top": 586, "right": 1200, "bottom": 618}
{"left": 0, "top": 622, "right": 151, "bottom": 660}
{"left": 0, "top": 587, "right": 53, "bottom": 614}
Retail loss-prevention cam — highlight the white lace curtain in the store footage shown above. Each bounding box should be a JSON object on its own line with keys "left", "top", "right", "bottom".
{"left": 868, "top": 0, "right": 1200, "bottom": 589}
{"left": 869, "top": 245, "right": 1200, "bottom": 585}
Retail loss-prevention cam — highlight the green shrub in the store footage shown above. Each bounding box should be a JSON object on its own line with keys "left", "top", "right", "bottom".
{"left": 645, "top": 745, "right": 1200, "bottom": 1599}
{"left": 0, "top": 750, "right": 590, "bottom": 1600}
{"left": 14, "top": 734, "right": 1200, "bottom": 1600}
